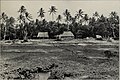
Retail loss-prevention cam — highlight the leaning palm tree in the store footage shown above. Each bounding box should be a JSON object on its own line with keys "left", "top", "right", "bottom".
{"left": 48, "top": 6, "right": 57, "bottom": 21}
{"left": 1, "top": 12, "right": 8, "bottom": 40}
{"left": 37, "top": 8, "right": 45, "bottom": 20}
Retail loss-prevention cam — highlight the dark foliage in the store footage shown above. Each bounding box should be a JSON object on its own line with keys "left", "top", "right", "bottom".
{"left": 0, "top": 7, "right": 119, "bottom": 40}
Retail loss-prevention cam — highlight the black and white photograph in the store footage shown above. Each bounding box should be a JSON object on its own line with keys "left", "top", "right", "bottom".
{"left": 0, "top": 0, "right": 119, "bottom": 80}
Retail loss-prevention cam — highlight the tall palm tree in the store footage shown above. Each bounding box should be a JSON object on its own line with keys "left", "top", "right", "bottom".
{"left": 93, "top": 11, "right": 100, "bottom": 21}
{"left": 37, "top": 8, "right": 45, "bottom": 20}
{"left": 76, "top": 9, "right": 84, "bottom": 22}
{"left": 18, "top": 6, "right": 26, "bottom": 14}
{"left": 63, "top": 9, "right": 71, "bottom": 30}
{"left": 48, "top": 6, "right": 57, "bottom": 21}
{"left": 56, "top": 15, "right": 62, "bottom": 39}
{"left": 1, "top": 12, "right": 8, "bottom": 22}
{"left": 99, "top": 14, "right": 106, "bottom": 22}
{"left": 18, "top": 5, "right": 32, "bottom": 42}
{"left": 110, "top": 11, "right": 117, "bottom": 18}
{"left": 69, "top": 15, "right": 74, "bottom": 23}
{"left": 18, "top": 5, "right": 26, "bottom": 23}
{"left": 56, "top": 15, "right": 62, "bottom": 23}
{"left": 25, "top": 12, "right": 33, "bottom": 22}
{"left": 83, "top": 14, "right": 89, "bottom": 25}
{"left": 7, "top": 17, "right": 15, "bottom": 40}
{"left": 18, "top": 5, "right": 32, "bottom": 23}
{"left": 109, "top": 11, "right": 118, "bottom": 38}
{"left": 1, "top": 12, "right": 8, "bottom": 40}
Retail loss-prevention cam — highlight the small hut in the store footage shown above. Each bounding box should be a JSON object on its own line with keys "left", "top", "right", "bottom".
{"left": 59, "top": 31, "right": 74, "bottom": 38}
{"left": 37, "top": 32, "right": 49, "bottom": 39}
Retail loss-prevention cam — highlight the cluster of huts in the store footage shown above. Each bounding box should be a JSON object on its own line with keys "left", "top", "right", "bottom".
{"left": 37, "top": 31, "right": 115, "bottom": 42}
{"left": 37, "top": 31, "right": 74, "bottom": 39}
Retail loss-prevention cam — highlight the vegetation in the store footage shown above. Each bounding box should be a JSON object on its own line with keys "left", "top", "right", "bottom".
{"left": 0, "top": 5, "right": 119, "bottom": 40}
{"left": 0, "top": 40, "right": 119, "bottom": 79}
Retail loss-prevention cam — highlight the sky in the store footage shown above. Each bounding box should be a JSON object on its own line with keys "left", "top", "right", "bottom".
{"left": 1, "top": 0, "right": 120, "bottom": 21}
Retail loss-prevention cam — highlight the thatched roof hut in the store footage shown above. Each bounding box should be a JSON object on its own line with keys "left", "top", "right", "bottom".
{"left": 59, "top": 31, "right": 74, "bottom": 38}
{"left": 37, "top": 32, "right": 49, "bottom": 38}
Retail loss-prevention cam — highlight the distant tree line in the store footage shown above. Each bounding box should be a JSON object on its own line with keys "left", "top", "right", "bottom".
{"left": 0, "top": 6, "right": 119, "bottom": 41}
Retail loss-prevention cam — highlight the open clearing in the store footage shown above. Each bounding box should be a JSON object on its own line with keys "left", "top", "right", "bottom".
{"left": 0, "top": 39, "right": 119, "bottom": 80}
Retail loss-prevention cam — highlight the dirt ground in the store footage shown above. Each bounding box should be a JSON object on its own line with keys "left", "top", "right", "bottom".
{"left": 0, "top": 39, "right": 119, "bottom": 80}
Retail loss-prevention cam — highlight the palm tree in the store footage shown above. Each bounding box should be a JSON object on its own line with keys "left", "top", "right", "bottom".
{"left": 76, "top": 9, "right": 84, "bottom": 22}
{"left": 99, "top": 14, "right": 106, "bottom": 22}
{"left": 83, "top": 14, "right": 89, "bottom": 25}
{"left": 1, "top": 12, "right": 8, "bottom": 40}
{"left": 69, "top": 15, "right": 75, "bottom": 24}
{"left": 56, "top": 15, "right": 62, "bottom": 23}
{"left": 109, "top": 11, "right": 118, "bottom": 38}
{"left": 25, "top": 12, "right": 33, "bottom": 22}
{"left": 7, "top": 17, "right": 15, "bottom": 40}
{"left": 18, "top": 6, "right": 26, "bottom": 14}
{"left": 18, "top": 5, "right": 32, "bottom": 23}
{"left": 63, "top": 9, "right": 71, "bottom": 30}
{"left": 48, "top": 6, "right": 57, "bottom": 21}
{"left": 110, "top": 11, "right": 117, "bottom": 18}
{"left": 18, "top": 5, "right": 32, "bottom": 42}
{"left": 9, "top": 17, "right": 15, "bottom": 25}
{"left": 18, "top": 6, "right": 26, "bottom": 23}
{"left": 93, "top": 11, "right": 100, "bottom": 21}
{"left": 56, "top": 15, "right": 62, "bottom": 39}
{"left": 37, "top": 8, "right": 45, "bottom": 20}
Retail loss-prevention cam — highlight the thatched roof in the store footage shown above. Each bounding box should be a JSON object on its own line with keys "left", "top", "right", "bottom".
{"left": 37, "top": 32, "right": 49, "bottom": 37}
{"left": 59, "top": 31, "right": 74, "bottom": 38}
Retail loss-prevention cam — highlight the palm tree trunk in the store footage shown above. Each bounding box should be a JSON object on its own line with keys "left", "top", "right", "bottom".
{"left": 52, "top": 13, "right": 54, "bottom": 21}
{"left": 41, "top": 17, "right": 42, "bottom": 21}
{"left": 3, "top": 26, "right": 6, "bottom": 40}
{"left": 15, "top": 26, "right": 17, "bottom": 39}
{"left": 67, "top": 21, "right": 69, "bottom": 30}
{"left": 112, "top": 28, "right": 116, "bottom": 38}
{"left": 3, "top": 33, "right": 6, "bottom": 40}
{"left": 23, "top": 20, "right": 28, "bottom": 42}
{"left": 8, "top": 26, "right": 10, "bottom": 40}
{"left": 23, "top": 30, "right": 28, "bottom": 42}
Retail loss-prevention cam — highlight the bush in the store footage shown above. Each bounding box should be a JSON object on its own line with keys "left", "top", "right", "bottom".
{"left": 104, "top": 50, "right": 112, "bottom": 59}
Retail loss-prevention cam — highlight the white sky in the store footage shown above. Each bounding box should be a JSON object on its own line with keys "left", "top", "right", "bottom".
{"left": 1, "top": 0, "right": 120, "bottom": 21}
